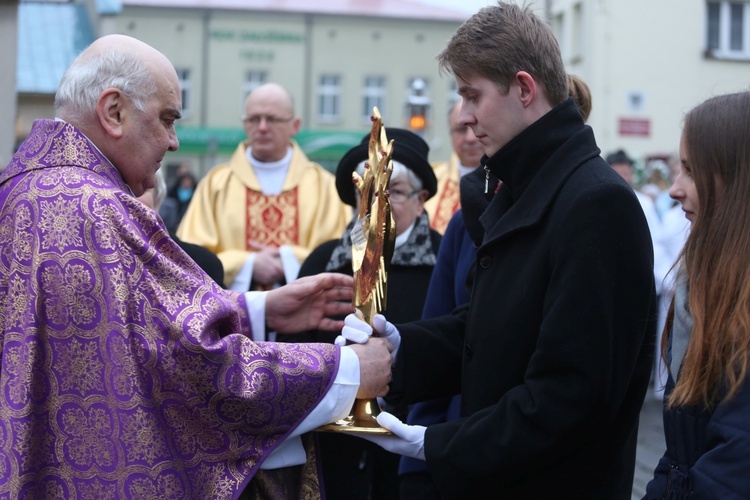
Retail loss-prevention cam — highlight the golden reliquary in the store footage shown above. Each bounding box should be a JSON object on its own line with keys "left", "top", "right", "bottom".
{"left": 317, "top": 107, "right": 395, "bottom": 434}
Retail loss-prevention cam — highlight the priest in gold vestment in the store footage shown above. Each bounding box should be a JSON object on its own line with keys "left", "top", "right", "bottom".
{"left": 177, "top": 83, "right": 350, "bottom": 290}
{"left": 423, "top": 98, "right": 484, "bottom": 234}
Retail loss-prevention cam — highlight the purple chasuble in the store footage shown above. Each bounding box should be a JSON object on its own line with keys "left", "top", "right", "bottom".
{"left": 0, "top": 120, "right": 339, "bottom": 498}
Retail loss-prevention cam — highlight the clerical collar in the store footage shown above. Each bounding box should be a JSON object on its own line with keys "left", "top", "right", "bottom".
{"left": 458, "top": 163, "right": 476, "bottom": 178}
{"left": 246, "top": 146, "right": 293, "bottom": 170}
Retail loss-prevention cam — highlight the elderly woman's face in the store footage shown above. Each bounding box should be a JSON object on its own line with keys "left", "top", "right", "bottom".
{"left": 389, "top": 175, "right": 427, "bottom": 236}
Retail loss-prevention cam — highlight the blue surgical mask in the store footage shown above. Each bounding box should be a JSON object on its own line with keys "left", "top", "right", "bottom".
{"left": 177, "top": 187, "right": 194, "bottom": 203}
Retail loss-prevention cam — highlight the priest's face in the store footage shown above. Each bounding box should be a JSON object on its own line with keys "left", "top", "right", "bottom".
{"left": 119, "top": 60, "right": 181, "bottom": 196}
{"left": 243, "top": 84, "right": 301, "bottom": 163}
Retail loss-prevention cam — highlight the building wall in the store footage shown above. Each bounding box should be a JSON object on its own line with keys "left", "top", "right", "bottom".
{"left": 1, "top": 0, "right": 19, "bottom": 166}
{"left": 112, "top": 6, "right": 462, "bottom": 176}
{"left": 551, "top": 0, "right": 750, "bottom": 164}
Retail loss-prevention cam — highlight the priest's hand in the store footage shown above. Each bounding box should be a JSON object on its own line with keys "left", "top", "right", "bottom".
{"left": 352, "top": 412, "right": 426, "bottom": 460}
{"left": 249, "top": 240, "right": 284, "bottom": 286}
{"left": 266, "top": 273, "right": 354, "bottom": 333}
{"left": 348, "top": 338, "right": 393, "bottom": 399}
{"left": 335, "top": 313, "right": 401, "bottom": 364}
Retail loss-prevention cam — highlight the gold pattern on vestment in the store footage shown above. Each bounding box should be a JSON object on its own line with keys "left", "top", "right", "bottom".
{"left": 245, "top": 188, "right": 300, "bottom": 248}
{"left": 0, "top": 120, "right": 338, "bottom": 498}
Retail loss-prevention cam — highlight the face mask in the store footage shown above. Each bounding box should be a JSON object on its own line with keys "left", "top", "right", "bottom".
{"left": 177, "top": 187, "right": 194, "bottom": 203}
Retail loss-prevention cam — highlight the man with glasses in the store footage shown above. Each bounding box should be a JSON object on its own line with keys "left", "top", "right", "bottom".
{"left": 423, "top": 98, "right": 484, "bottom": 234}
{"left": 178, "top": 82, "right": 350, "bottom": 292}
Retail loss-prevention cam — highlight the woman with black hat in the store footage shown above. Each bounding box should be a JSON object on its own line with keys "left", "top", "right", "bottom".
{"left": 278, "top": 128, "right": 442, "bottom": 500}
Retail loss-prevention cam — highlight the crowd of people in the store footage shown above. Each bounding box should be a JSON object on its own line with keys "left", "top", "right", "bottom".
{"left": 2, "top": 1, "right": 749, "bottom": 499}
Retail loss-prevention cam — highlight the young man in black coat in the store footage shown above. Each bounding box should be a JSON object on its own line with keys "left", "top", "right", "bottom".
{"left": 342, "top": 3, "right": 657, "bottom": 498}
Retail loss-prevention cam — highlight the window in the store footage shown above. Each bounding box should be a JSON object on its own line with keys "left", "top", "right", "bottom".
{"left": 242, "top": 70, "right": 268, "bottom": 104}
{"left": 176, "top": 68, "right": 192, "bottom": 117}
{"left": 318, "top": 74, "right": 341, "bottom": 123}
{"left": 707, "top": 1, "right": 750, "bottom": 59}
{"left": 362, "top": 76, "right": 386, "bottom": 121}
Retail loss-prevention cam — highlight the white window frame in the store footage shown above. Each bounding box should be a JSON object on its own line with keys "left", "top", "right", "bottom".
{"left": 362, "top": 76, "right": 386, "bottom": 122}
{"left": 707, "top": 1, "right": 750, "bottom": 60}
{"left": 318, "top": 74, "right": 342, "bottom": 123}
{"left": 242, "top": 70, "right": 268, "bottom": 106}
{"left": 176, "top": 68, "right": 192, "bottom": 118}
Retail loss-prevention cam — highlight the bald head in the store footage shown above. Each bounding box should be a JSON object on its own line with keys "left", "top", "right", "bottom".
{"left": 243, "top": 82, "right": 301, "bottom": 162}
{"left": 55, "top": 34, "right": 177, "bottom": 126}
{"left": 54, "top": 34, "right": 181, "bottom": 197}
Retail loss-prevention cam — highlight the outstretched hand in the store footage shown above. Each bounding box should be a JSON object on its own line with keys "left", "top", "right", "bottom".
{"left": 266, "top": 273, "right": 354, "bottom": 333}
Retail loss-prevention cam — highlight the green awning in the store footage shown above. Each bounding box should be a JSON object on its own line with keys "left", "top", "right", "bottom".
{"left": 175, "top": 126, "right": 364, "bottom": 159}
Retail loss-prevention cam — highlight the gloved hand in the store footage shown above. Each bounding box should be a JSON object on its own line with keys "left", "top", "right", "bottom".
{"left": 335, "top": 313, "right": 401, "bottom": 363}
{"left": 352, "top": 411, "right": 426, "bottom": 460}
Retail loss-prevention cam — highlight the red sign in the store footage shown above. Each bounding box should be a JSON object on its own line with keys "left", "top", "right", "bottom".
{"left": 618, "top": 118, "right": 650, "bottom": 137}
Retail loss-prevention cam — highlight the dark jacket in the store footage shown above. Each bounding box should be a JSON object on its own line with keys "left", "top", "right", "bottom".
{"left": 644, "top": 358, "right": 750, "bottom": 498}
{"left": 388, "top": 98, "right": 657, "bottom": 499}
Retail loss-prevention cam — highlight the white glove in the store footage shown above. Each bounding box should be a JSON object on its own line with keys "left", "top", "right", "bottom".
{"left": 335, "top": 313, "right": 401, "bottom": 363}
{"left": 352, "top": 411, "right": 426, "bottom": 460}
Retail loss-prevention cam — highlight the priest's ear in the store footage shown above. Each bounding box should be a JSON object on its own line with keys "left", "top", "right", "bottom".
{"left": 96, "top": 87, "right": 126, "bottom": 139}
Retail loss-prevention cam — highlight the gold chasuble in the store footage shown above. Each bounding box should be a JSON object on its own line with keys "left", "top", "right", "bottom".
{"left": 177, "top": 141, "right": 350, "bottom": 287}
{"left": 424, "top": 152, "right": 462, "bottom": 234}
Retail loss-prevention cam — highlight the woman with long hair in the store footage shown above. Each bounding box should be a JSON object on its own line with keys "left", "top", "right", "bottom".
{"left": 645, "top": 90, "right": 750, "bottom": 498}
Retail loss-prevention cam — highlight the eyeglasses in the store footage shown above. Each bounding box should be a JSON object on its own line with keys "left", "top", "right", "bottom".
{"left": 242, "top": 114, "right": 295, "bottom": 126}
{"left": 388, "top": 188, "right": 421, "bottom": 203}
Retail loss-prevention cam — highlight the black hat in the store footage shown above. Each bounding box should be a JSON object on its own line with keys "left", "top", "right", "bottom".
{"left": 605, "top": 149, "right": 634, "bottom": 166}
{"left": 335, "top": 128, "right": 438, "bottom": 207}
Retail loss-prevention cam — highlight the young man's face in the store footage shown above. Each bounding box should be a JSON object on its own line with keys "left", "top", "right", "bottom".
{"left": 456, "top": 74, "right": 528, "bottom": 158}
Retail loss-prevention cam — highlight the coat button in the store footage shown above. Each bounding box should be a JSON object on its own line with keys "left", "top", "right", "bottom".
{"left": 479, "top": 254, "right": 492, "bottom": 269}
{"left": 464, "top": 344, "right": 473, "bottom": 360}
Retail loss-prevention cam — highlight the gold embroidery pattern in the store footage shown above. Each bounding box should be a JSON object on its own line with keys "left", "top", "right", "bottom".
{"left": 5, "top": 339, "right": 42, "bottom": 407}
{"left": 12, "top": 414, "right": 54, "bottom": 473}
{"left": 119, "top": 407, "right": 170, "bottom": 466}
{"left": 190, "top": 463, "right": 235, "bottom": 499}
{"left": 127, "top": 472, "right": 185, "bottom": 498}
{"left": 76, "top": 478, "right": 118, "bottom": 499}
{"left": 8, "top": 274, "right": 30, "bottom": 328}
{"left": 245, "top": 188, "right": 300, "bottom": 248}
{"left": 39, "top": 195, "right": 85, "bottom": 252}
{"left": 162, "top": 404, "right": 225, "bottom": 456}
{"left": 54, "top": 337, "right": 105, "bottom": 394}
{"left": 108, "top": 334, "right": 149, "bottom": 398}
{"left": 431, "top": 179, "right": 461, "bottom": 233}
{"left": 60, "top": 406, "right": 115, "bottom": 468}
{"left": 0, "top": 120, "right": 339, "bottom": 498}
{"left": 41, "top": 263, "right": 98, "bottom": 326}
{"left": 43, "top": 124, "right": 98, "bottom": 168}
{"left": 158, "top": 343, "right": 220, "bottom": 399}
{"left": 21, "top": 479, "right": 66, "bottom": 500}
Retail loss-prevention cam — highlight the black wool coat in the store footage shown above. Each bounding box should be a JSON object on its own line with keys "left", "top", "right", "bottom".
{"left": 388, "top": 98, "right": 657, "bottom": 499}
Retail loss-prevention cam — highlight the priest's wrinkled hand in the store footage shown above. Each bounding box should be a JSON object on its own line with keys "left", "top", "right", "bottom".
{"left": 335, "top": 313, "right": 401, "bottom": 363}
{"left": 352, "top": 412, "right": 426, "bottom": 460}
{"left": 348, "top": 338, "right": 393, "bottom": 399}
{"left": 266, "top": 273, "right": 354, "bottom": 333}
{"left": 249, "top": 240, "right": 284, "bottom": 286}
